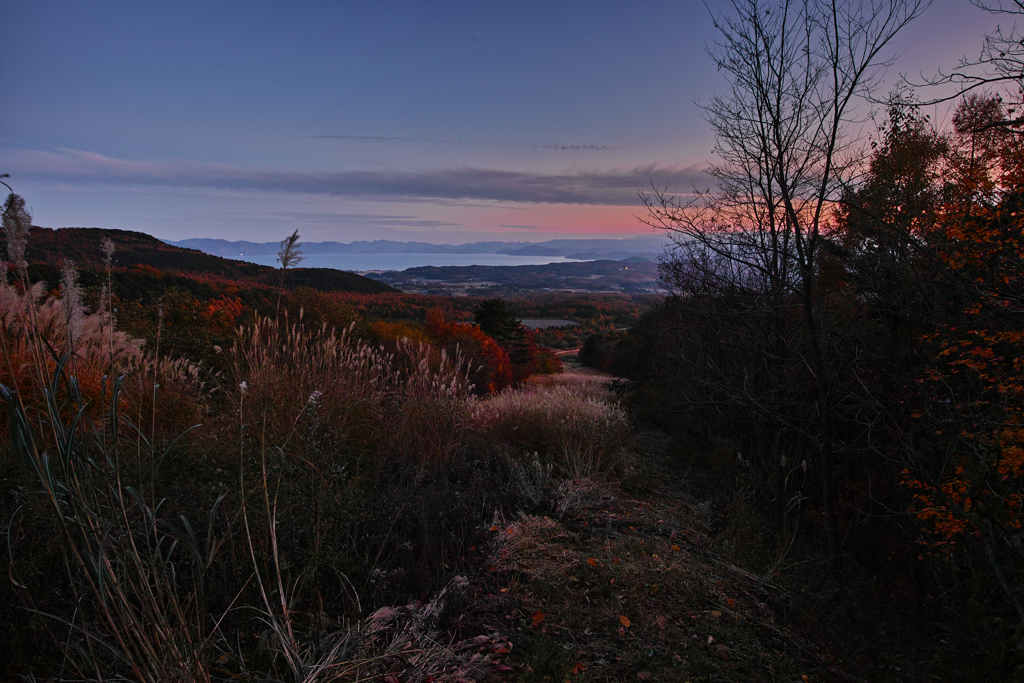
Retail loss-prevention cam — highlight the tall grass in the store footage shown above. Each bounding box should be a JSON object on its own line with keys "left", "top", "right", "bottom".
{"left": 474, "top": 382, "right": 630, "bottom": 479}
{"left": 1, "top": 261, "right": 219, "bottom": 679}
{"left": 231, "top": 318, "right": 475, "bottom": 471}
{"left": 1, "top": 255, "right": 632, "bottom": 679}
{"left": 5, "top": 375, "right": 218, "bottom": 681}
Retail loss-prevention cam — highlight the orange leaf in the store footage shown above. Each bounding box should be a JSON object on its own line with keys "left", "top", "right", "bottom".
{"left": 531, "top": 610, "right": 545, "bottom": 627}
{"left": 587, "top": 557, "right": 599, "bottom": 567}
{"left": 619, "top": 615, "right": 631, "bottom": 628}
{"left": 671, "top": 544, "right": 681, "bottom": 551}
{"left": 656, "top": 615, "right": 667, "bottom": 629}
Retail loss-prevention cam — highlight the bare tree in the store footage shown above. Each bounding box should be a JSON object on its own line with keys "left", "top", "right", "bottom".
{"left": 643, "top": 0, "right": 929, "bottom": 567}
{"left": 922, "top": 0, "right": 1024, "bottom": 113}
{"left": 275, "top": 229, "right": 304, "bottom": 319}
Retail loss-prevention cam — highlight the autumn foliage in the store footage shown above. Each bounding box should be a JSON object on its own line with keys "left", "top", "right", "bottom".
{"left": 425, "top": 307, "right": 514, "bottom": 393}
{"left": 906, "top": 191, "right": 1024, "bottom": 552}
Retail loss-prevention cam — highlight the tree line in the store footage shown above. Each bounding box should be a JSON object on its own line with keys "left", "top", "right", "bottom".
{"left": 605, "top": 0, "right": 1024, "bottom": 665}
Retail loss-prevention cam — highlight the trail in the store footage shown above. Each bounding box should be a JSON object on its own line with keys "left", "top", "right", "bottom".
{"left": 455, "top": 429, "right": 849, "bottom": 682}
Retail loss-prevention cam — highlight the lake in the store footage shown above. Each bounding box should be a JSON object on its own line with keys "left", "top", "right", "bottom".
{"left": 240, "top": 253, "right": 586, "bottom": 272}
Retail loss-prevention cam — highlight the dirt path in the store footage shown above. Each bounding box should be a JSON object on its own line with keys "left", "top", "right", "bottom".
{"left": 457, "top": 431, "right": 846, "bottom": 682}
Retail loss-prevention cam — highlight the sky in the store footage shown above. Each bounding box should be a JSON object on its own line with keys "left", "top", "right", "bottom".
{"left": 0, "top": 0, "right": 1001, "bottom": 244}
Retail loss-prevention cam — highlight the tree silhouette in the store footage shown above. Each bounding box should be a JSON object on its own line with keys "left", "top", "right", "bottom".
{"left": 642, "top": 0, "right": 928, "bottom": 569}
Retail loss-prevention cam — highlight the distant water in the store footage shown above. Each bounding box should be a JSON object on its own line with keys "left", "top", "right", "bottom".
{"left": 239, "top": 253, "right": 585, "bottom": 271}
{"left": 519, "top": 319, "right": 581, "bottom": 330}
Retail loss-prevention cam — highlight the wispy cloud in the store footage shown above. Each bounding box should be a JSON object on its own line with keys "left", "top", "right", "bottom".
{"left": 266, "top": 211, "right": 467, "bottom": 231}
{"left": 4, "top": 148, "right": 710, "bottom": 206}
{"left": 310, "top": 135, "right": 626, "bottom": 152}
{"left": 497, "top": 224, "right": 539, "bottom": 230}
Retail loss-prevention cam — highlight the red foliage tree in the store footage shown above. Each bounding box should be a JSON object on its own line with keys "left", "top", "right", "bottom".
{"left": 424, "top": 307, "right": 512, "bottom": 394}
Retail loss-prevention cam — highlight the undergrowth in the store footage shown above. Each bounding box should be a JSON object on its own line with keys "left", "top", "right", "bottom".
{"left": 0, "top": 251, "right": 631, "bottom": 680}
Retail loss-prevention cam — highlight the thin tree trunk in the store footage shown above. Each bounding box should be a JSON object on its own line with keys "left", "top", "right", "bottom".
{"left": 985, "top": 534, "right": 1024, "bottom": 622}
{"left": 800, "top": 262, "right": 842, "bottom": 573}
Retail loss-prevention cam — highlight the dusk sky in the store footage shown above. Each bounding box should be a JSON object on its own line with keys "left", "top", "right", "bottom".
{"left": 0, "top": 1, "right": 998, "bottom": 244}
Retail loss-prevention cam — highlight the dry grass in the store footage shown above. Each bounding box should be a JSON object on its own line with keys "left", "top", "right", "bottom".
{"left": 2, "top": 264, "right": 617, "bottom": 679}
{"left": 6, "top": 252, "right": 809, "bottom": 681}
{"left": 524, "top": 369, "right": 614, "bottom": 392}
{"left": 474, "top": 384, "right": 630, "bottom": 479}
{"left": 231, "top": 319, "right": 477, "bottom": 472}
{"left": 0, "top": 280, "right": 144, "bottom": 391}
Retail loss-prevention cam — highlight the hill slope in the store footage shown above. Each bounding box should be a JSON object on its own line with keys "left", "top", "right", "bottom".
{"left": 23, "top": 227, "right": 396, "bottom": 294}
{"left": 368, "top": 259, "right": 659, "bottom": 293}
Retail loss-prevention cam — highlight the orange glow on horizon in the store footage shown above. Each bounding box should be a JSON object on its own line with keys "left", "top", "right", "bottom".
{"left": 460, "top": 203, "right": 658, "bottom": 238}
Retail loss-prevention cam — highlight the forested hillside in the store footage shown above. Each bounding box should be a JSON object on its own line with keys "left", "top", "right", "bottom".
{"left": 25, "top": 226, "right": 396, "bottom": 294}
{"left": 594, "top": 20, "right": 1024, "bottom": 683}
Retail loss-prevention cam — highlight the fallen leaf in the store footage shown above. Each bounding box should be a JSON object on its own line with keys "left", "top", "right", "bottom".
{"left": 489, "top": 525, "right": 499, "bottom": 532}
{"left": 619, "top": 615, "right": 631, "bottom": 628}
{"left": 587, "top": 557, "right": 599, "bottom": 567}
{"left": 531, "top": 610, "right": 546, "bottom": 627}
{"left": 707, "top": 635, "right": 716, "bottom": 644}
{"left": 710, "top": 610, "right": 722, "bottom": 618}
{"left": 671, "top": 544, "right": 681, "bottom": 551}
{"left": 656, "top": 615, "right": 667, "bottom": 629}
{"left": 638, "top": 672, "right": 653, "bottom": 680}
{"left": 572, "top": 662, "right": 587, "bottom": 673}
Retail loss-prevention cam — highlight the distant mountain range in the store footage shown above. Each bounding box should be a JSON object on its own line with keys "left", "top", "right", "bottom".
{"left": 169, "top": 235, "right": 670, "bottom": 262}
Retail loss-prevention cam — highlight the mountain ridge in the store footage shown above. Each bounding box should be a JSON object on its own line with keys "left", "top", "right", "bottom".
{"left": 20, "top": 226, "right": 396, "bottom": 294}
{"left": 169, "top": 235, "right": 669, "bottom": 260}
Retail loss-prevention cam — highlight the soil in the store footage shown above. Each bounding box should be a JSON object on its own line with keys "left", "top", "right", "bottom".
{"left": 450, "top": 429, "right": 851, "bottom": 682}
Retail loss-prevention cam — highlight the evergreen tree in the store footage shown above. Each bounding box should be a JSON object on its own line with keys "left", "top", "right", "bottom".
{"left": 473, "top": 298, "right": 533, "bottom": 376}
{"left": 473, "top": 298, "right": 521, "bottom": 343}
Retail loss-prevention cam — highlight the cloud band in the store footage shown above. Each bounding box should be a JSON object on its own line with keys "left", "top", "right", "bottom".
{"left": 4, "top": 148, "right": 710, "bottom": 206}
